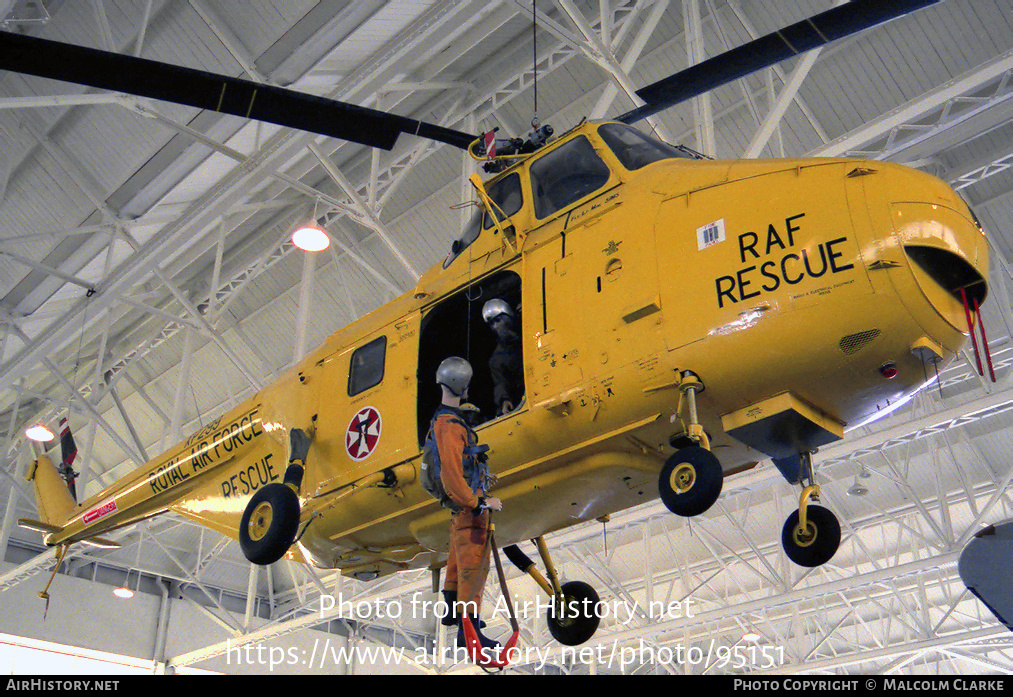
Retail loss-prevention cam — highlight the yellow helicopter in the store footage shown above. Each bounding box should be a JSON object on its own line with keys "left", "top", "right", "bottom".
{"left": 5, "top": 0, "right": 990, "bottom": 648}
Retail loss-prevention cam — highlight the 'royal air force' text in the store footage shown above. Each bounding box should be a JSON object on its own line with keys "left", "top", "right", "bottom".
{"left": 147, "top": 409, "right": 265, "bottom": 495}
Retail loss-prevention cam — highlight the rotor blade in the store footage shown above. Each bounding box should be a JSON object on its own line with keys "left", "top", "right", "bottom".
{"left": 0, "top": 31, "right": 476, "bottom": 150}
{"left": 617, "top": 0, "right": 940, "bottom": 125}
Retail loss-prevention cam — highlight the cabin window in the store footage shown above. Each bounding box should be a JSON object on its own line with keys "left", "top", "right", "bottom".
{"left": 529, "top": 135, "right": 610, "bottom": 219}
{"left": 348, "top": 336, "right": 386, "bottom": 396}
{"left": 598, "top": 123, "right": 695, "bottom": 170}
{"left": 417, "top": 269, "right": 524, "bottom": 444}
{"left": 444, "top": 172, "right": 524, "bottom": 268}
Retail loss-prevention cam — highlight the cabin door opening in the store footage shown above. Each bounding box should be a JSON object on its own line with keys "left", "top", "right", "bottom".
{"left": 417, "top": 269, "right": 523, "bottom": 444}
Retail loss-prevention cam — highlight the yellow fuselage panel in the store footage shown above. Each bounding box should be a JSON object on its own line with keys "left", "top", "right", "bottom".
{"left": 53, "top": 123, "right": 987, "bottom": 579}
{"left": 293, "top": 161, "right": 982, "bottom": 572}
{"left": 650, "top": 158, "right": 980, "bottom": 427}
{"left": 291, "top": 151, "right": 985, "bottom": 572}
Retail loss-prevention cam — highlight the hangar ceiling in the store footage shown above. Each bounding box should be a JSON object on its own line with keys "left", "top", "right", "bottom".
{"left": 1, "top": 0, "right": 1012, "bottom": 675}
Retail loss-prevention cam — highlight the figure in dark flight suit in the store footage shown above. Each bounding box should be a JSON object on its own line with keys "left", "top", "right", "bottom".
{"left": 482, "top": 299, "right": 523, "bottom": 416}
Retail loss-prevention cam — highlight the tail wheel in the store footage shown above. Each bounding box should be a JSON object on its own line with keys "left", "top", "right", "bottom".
{"left": 781, "top": 505, "right": 841, "bottom": 567}
{"left": 547, "top": 581, "right": 601, "bottom": 646}
{"left": 240, "top": 483, "right": 300, "bottom": 565}
{"left": 658, "top": 446, "right": 723, "bottom": 517}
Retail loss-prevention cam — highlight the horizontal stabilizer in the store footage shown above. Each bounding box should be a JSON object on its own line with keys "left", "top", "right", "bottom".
{"left": 18, "top": 518, "right": 121, "bottom": 549}
{"left": 79, "top": 536, "right": 122, "bottom": 549}
{"left": 18, "top": 518, "right": 61, "bottom": 535}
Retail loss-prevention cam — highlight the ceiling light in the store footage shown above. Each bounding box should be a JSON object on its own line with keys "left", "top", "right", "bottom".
{"left": 114, "top": 569, "right": 137, "bottom": 599}
{"left": 742, "top": 631, "right": 762, "bottom": 643}
{"left": 847, "top": 475, "right": 869, "bottom": 497}
{"left": 25, "top": 424, "right": 54, "bottom": 442}
{"left": 292, "top": 223, "right": 329, "bottom": 252}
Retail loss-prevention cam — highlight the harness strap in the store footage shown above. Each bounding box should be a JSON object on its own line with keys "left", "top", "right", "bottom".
{"left": 461, "top": 521, "right": 519, "bottom": 671}
{"left": 428, "top": 408, "right": 490, "bottom": 506}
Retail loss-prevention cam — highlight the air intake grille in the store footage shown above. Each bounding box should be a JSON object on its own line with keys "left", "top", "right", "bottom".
{"left": 839, "top": 329, "right": 881, "bottom": 355}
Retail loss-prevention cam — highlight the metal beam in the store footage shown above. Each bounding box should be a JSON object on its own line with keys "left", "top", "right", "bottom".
{"left": 556, "top": 0, "right": 675, "bottom": 142}
{"left": 5, "top": 323, "right": 146, "bottom": 468}
{"left": 307, "top": 140, "right": 420, "bottom": 280}
{"left": 743, "top": 48, "right": 821, "bottom": 158}
{"left": 188, "top": 0, "right": 267, "bottom": 83}
{"left": 121, "top": 233, "right": 262, "bottom": 392}
{"left": 590, "top": 0, "right": 670, "bottom": 121}
{"left": 810, "top": 48, "right": 1013, "bottom": 158}
{"left": 683, "top": 0, "right": 715, "bottom": 155}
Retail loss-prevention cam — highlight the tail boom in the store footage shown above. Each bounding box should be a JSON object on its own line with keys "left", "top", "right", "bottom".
{"left": 22, "top": 402, "right": 268, "bottom": 548}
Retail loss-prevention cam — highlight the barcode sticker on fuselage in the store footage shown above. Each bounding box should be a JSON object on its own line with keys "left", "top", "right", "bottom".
{"left": 697, "top": 219, "right": 726, "bottom": 250}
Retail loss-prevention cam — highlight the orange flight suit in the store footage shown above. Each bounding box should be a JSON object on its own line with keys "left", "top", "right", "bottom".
{"left": 435, "top": 410, "right": 491, "bottom": 616}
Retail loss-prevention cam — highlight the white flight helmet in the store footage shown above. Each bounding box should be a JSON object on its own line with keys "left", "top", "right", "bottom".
{"left": 436, "top": 357, "right": 472, "bottom": 397}
{"left": 482, "top": 299, "right": 514, "bottom": 324}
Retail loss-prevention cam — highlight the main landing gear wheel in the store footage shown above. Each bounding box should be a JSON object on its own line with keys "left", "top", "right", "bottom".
{"left": 504, "top": 540, "right": 603, "bottom": 647}
{"left": 781, "top": 504, "right": 841, "bottom": 568}
{"left": 240, "top": 483, "right": 300, "bottom": 565}
{"left": 658, "top": 446, "right": 723, "bottom": 517}
{"left": 547, "top": 580, "right": 601, "bottom": 646}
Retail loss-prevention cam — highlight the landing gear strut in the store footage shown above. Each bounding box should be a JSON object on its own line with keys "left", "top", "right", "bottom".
{"left": 659, "top": 372, "right": 723, "bottom": 517}
{"left": 239, "top": 428, "right": 310, "bottom": 565}
{"left": 781, "top": 451, "right": 840, "bottom": 567}
{"left": 503, "top": 537, "right": 601, "bottom": 646}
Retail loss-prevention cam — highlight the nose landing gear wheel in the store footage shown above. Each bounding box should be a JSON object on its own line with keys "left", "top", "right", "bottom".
{"left": 546, "top": 580, "right": 601, "bottom": 646}
{"left": 240, "top": 483, "right": 301, "bottom": 565}
{"left": 781, "top": 505, "right": 841, "bottom": 567}
{"left": 658, "top": 446, "right": 723, "bottom": 517}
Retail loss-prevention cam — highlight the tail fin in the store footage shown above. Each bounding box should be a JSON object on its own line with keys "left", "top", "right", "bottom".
{"left": 25, "top": 454, "right": 78, "bottom": 529}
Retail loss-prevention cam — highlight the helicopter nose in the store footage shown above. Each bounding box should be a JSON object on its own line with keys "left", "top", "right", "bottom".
{"left": 892, "top": 198, "right": 988, "bottom": 333}
{"left": 855, "top": 161, "right": 990, "bottom": 338}
{"left": 850, "top": 161, "right": 991, "bottom": 371}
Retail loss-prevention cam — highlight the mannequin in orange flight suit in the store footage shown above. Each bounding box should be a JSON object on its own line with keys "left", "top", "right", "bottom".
{"left": 433, "top": 357, "right": 503, "bottom": 655}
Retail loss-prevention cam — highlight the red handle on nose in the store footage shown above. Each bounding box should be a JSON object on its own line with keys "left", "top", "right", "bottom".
{"left": 960, "top": 288, "right": 983, "bottom": 377}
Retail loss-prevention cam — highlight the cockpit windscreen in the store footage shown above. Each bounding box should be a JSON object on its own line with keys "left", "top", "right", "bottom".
{"left": 444, "top": 172, "right": 523, "bottom": 268}
{"left": 598, "top": 123, "right": 696, "bottom": 170}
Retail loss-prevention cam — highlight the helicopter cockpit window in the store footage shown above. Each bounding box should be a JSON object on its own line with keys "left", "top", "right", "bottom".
{"left": 443, "top": 173, "right": 524, "bottom": 268}
{"left": 598, "top": 123, "right": 695, "bottom": 170}
{"left": 529, "top": 135, "right": 611, "bottom": 220}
